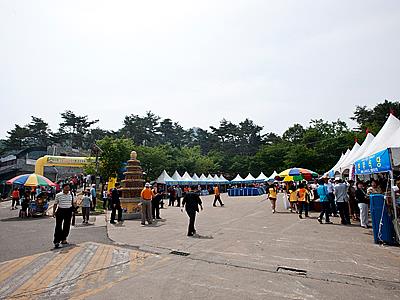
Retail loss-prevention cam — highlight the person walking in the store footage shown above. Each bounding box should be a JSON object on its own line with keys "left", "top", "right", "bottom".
{"left": 317, "top": 179, "right": 332, "bottom": 224}
{"left": 296, "top": 183, "right": 309, "bottom": 219}
{"left": 110, "top": 183, "right": 122, "bottom": 224}
{"left": 19, "top": 191, "right": 30, "bottom": 218}
{"left": 325, "top": 179, "right": 337, "bottom": 217}
{"left": 334, "top": 179, "right": 351, "bottom": 225}
{"left": 175, "top": 186, "right": 183, "bottom": 207}
{"left": 356, "top": 181, "right": 369, "bottom": 228}
{"left": 53, "top": 183, "right": 75, "bottom": 248}
{"left": 181, "top": 188, "right": 203, "bottom": 236}
{"left": 11, "top": 187, "right": 20, "bottom": 210}
{"left": 151, "top": 185, "right": 162, "bottom": 220}
{"left": 140, "top": 183, "right": 153, "bottom": 225}
{"left": 268, "top": 184, "right": 277, "bottom": 213}
{"left": 90, "top": 184, "right": 96, "bottom": 211}
{"left": 81, "top": 190, "right": 92, "bottom": 224}
{"left": 213, "top": 185, "right": 224, "bottom": 207}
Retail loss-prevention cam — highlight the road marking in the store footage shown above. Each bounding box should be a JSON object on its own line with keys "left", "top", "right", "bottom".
{"left": 10, "top": 245, "right": 82, "bottom": 299}
{"left": 0, "top": 242, "right": 152, "bottom": 299}
{"left": 0, "top": 251, "right": 58, "bottom": 298}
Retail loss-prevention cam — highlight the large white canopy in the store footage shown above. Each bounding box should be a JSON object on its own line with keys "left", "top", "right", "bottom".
{"left": 360, "top": 114, "right": 400, "bottom": 159}
{"left": 332, "top": 149, "right": 351, "bottom": 174}
{"left": 156, "top": 170, "right": 174, "bottom": 184}
{"left": 243, "top": 173, "right": 256, "bottom": 183}
{"left": 171, "top": 171, "right": 183, "bottom": 182}
{"left": 231, "top": 174, "right": 244, "bottom": 183}
{"left": 338, "top": 142, "right": 360, "bottom": 173}
{"left": 181, "top": 171, "right": 195, "bottom": 185}
{"left": 340, "top": 133, "right": 374, "bottom": 175}
{"left": 268, "top": 171, "right": 278, "bottom": 181}
{"left": 256, "top": 172, "right": 268, "bottom": 182}
{"left": 192, "top": 173, "right": 200, "bottom": 181}
{"left": 219, "top": 175, "right": 229, "bottom": 183}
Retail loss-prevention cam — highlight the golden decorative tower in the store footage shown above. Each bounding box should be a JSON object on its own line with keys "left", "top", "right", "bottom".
{"left": 120, "top": 151, "right": 145, "bottom": 219}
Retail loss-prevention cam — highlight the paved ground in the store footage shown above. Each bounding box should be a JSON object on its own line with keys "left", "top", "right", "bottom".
{"left": 104, "top": 193, "right": 400, "bottom": 300}
{"left": 0, "top": 201, "right": 111, "bottom": 262}
{"left": 0, "top": 194, "right": 399, "bottom": 299}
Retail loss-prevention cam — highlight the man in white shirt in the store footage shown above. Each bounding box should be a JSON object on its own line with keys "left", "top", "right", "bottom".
{"left": 53, "top": 183, "right": 74, "bottom": 248}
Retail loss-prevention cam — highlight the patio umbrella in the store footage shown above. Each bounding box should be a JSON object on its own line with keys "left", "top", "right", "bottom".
{"left": 6, "top": 174, "right": 56, "bottom": 187}
{"left": 278, "top": 168, "right": 318, "bottom": 181}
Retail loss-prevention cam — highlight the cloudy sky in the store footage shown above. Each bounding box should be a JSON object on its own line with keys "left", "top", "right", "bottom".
{"left": 0, "top": 0, "right": 399, "bottom": 138}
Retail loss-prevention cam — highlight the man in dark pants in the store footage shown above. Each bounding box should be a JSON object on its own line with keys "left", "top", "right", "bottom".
{"left": 110, "top": 183, "right": 123, "bottom": 224}
{"left": 53, "top": 184, "right": 74, "bottom": 248}
{"left": 181, "top": 188, "right": 203, "bottom": 236}
{"left": 152, "top": 185, "right": 162, "bottom": 220}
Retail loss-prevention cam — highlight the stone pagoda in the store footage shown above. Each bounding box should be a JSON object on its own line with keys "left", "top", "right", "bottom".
{"left": 120, "top": 150, "right": 145, "bottom": 219}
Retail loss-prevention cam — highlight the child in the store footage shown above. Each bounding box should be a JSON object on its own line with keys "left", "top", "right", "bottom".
{"left": 81, "top": 190, "right": 92, "bottom": 224}
{"left": 288, "top": 183, "right": 297, "bottom": 213}
{"left": 268, "top": 184, "right": 277, "bottom": 213}
{"left": 296, "top": 183, "right": 309, "bottom": 219}
{"left": 102, "top": 189, "right": 108, "bottom": 210}
{"left": 19, "top": 191, "right": 31, "bottom": 218}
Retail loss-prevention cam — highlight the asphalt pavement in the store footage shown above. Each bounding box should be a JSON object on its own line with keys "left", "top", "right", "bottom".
{"left": 0, "top": 200, "right": 111, "bottom": 262}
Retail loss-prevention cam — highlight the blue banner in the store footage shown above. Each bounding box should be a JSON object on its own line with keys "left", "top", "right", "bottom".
{"left": 354, "top": 149, "right": 392, "bottom": 175}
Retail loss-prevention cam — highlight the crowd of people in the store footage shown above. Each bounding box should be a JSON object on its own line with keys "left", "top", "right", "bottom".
{"left": 265, "top": 177, "right": 388, "bottom": 229}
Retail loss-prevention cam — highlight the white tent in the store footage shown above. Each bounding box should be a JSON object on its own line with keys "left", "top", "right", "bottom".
{"left": 243, "top": 173, "right": 256, "bottom": 183}
{"left": 256, "top": 172, "right": 268, "bottom": 182}
{"left": 338, "top": 142, "right": 360, "bottom": 174}
{"left": 360, "top": 114, "right": 400, "bottom": 159}
{"left": 340, "top": 133, "right": 375, "bottom": 176}
{"left": 156, "top": 170, "right": 174, "bottom": 184}
{"left": 171, "top": 171, "right": 183, "bottom": 182}
{"left": 192, "top": 173, "right": 200, "bottom": 181}
{"left": 267, "top": 171, "right": 278, "bottom": 181}
{"left": 213, "top": 175, "right": 221, "bottom": 184}
{"left": 231, "top": 174, "right": 244, "bottom": 183}
{"left": 199, "top": 174, "right": 208, "bottom": 184}
{"left": 207, "top": 174, "right": 215, "bottom": 184}
{"left": 219, "top": 175, "right": 229, "bottom": 183}
{"left": 181, "top": 171, "right": 195, "bottom": 185}
{"left": 332, "top": 149, "right": 351, "bottom": 175}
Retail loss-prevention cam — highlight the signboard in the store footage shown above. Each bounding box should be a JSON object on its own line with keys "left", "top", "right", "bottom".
{"left": 354, "top": 149, "right": 392, "bottom": 175}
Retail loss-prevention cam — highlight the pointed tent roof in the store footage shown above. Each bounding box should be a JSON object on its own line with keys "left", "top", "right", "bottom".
{"left": 267, "top": 171, "right": 278, "bottom": 181}
{"left": 199, "top": 174, "right": 208, "bottom": 183}
{"left": 231, "top": 174, "right": 244, "bottom": 183}
{"left": 219, "top": 175, "right": 229, "bottom": 183}
{"left": 156, "top": 170, "right": 174, "bottom": 184}
{"left": 181, "top": 171, "right": 195, "bottom": 185}
{"left": 338, "top": 142, "right": 360, "bottom": 173}
{"left": 243, "top": 173, "right": 256, "bottom": 183}
{"left": 207, "top": 174, "right": 214, "bottom": 183}
{"left": 213, "top": 174, "right": 221, "bottom": 184}
{"left": 171, "top": 171, "right": 183, "bottom": 182}
{"left": 361, "top": 114, "right": 400, "bottom": 159}
{"left": 192, "top": 173, "right": 200, "bottom": 181}
{"left": 340, "top": 133, "right": 375, "bottom": 173}
{"left": 256, "top": 172, "right": 268, "bottom": 182}
{"left": 332, "top": 149, "right": 351, "bottom": 173}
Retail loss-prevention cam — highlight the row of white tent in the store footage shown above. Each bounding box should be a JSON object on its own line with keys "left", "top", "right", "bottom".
{"left": 327, "top": 113, "right": 400, "bottom": 178}
{"left": 156, "top": 170, "right": 279, "bottom": 185}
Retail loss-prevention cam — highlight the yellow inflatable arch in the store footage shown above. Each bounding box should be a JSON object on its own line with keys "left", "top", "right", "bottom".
{"left": 35, "top": 155, "right": 94, "bottom": 176}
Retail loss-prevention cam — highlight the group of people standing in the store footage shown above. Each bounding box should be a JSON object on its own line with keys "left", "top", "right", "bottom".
{"left": 266, "top": 178, "right": 383, "bottom": 229}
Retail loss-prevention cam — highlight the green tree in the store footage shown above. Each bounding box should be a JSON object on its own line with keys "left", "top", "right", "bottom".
{"left": 56, "top": 110, "right": 98, "bottom": 148}
{"left": 93, "top": 137, "right": 134, "bottom": 181}
{"left": 4, "top": 125, "right": 31, "bottom": 151}
{"left": 120, "top": 111, "right": 160, "bottom": 146}
{"left": 26, "top": 116, "right": 51, "bottom": 147}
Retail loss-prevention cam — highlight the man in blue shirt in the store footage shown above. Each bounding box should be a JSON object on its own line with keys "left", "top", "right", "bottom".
{"left": 317, "top": 179, "right": 333, "bottom": 224}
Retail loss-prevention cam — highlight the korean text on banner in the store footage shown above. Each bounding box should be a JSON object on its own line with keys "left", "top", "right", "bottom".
{"left": 354, "top": 149, "right": 392, "bottom": 175}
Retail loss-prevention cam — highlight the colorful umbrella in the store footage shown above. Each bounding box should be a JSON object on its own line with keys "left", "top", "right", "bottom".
{"left": 283, "top": 175, "right": 303, "bottom": 182}
{"left": 278, "top": 168, "right": 318, "bottom": 181}
{"left": 6, "top": 174, "right": 56, "bottom": 187}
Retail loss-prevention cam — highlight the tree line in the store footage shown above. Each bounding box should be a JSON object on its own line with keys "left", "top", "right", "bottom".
{"left": 1, "top": 100, "right": 399, "bottom": 181}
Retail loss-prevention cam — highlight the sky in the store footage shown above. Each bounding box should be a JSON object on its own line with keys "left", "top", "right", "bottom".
{"left": 0, "top": 0, "right": 399, "bottom": 138}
